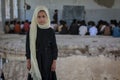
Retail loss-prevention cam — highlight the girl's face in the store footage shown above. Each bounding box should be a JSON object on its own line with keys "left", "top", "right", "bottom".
{"left": 37, "top": 10, "right": 48, "bottom": 25}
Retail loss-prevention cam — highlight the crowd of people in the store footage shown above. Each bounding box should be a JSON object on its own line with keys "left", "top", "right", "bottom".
{"left": 4, "top": 20, "right": 30, "bottom": 34}
{"left": 51, "top": 19, "right": 120, "bottom": 37}
{"left": 4, "top": 19, "right": 120, "bottom": 37}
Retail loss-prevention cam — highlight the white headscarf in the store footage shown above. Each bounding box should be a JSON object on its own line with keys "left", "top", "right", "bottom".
{"left": 29, "top": 6, "right": 50, "bottom": 80}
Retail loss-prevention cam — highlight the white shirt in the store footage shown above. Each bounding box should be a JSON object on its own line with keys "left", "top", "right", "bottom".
{"left": 20, "top": 24, "right": 24, "bottom": 29}
{"left": 10, "top": 24, "right": 14, "bottom": 30}
{"left": 79, "top": 25, "right": 87, "bottom": 36}
{"left": 100, "top": 25, "right": 106, "bottom": 32}
{"left": 89, "top": 26, "right": 98, "bottom": 36}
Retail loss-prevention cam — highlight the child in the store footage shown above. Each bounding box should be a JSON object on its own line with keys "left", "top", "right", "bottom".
{"left": 4, "top": 21, "right": 10, "bottom": 33}
{"left": 89, "top": 21, "right": 98, "bottom": 36}
{"left": 26, "top": 6, "right": 58, "bottom": 80}
{"left": 112, "top": 25, "right": 120, "bottom": 37}
{"left": 59, "top": 21, "right": 68, "bottom": 34}
{"left": 79, "top": 20, "right": 87, "bottom": 36}
{"left": 14, "top": 21, "right": 21, "bottom": 33}
{"left": 24, "top": 20, "right": 30, "bottom": 33}
{"left": 20, "top": 21, "right": 24, "bottom": 33}
{"left": 9, "top": 21, "right": 15, "bottom": 33}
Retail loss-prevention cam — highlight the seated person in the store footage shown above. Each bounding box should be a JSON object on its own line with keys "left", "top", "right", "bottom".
{"left": 103, "top": 22, "right": 111, "bottom": 36}
{"left": 58, "top": 20, "right": 64, "bottom": 33}
{"left": 69, "top": 19, "right": 79, "bottom": 35}
{"left": 14, "top": 21, "right": 21, "bottom": 33}
{"left": 112, "top": 25, "right": 120, "bottom": 37}
{"left": 79, "top": 20, "right": 87, "bottom": 36}
{"left": 89, "top": 21, "right": 98, "bottom": 36}
{"left": 59, "top": 21, "right": 68, "bottom": 34}
{"left": 4, "top": 21, "right": 10, "bottom": 33}
{"left": 9, "top": 21, "right": 15, "bottom": 33}
{"left": 50, "top": 21, "right": 58, "bottom": 31}
{"left": 23, "top": 20, "right": 30, "bottom": 33}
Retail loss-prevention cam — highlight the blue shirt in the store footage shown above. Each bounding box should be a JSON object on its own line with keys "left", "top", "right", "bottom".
{"left": 112, "top": 27, "right": 120, "bottom": 37}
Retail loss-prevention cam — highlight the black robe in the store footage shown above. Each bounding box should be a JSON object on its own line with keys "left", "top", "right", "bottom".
{"left": 26, "top": 26, "right": 58, "bottom": 80}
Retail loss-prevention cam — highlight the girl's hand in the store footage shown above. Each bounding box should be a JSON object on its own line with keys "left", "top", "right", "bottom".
{"left": 27, "top": 59, "right": 31, "bottom": 70}
{"left": 51, "top": 60, "right": 56, "bottom": 71}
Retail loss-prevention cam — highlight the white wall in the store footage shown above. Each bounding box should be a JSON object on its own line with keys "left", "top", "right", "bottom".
{"left": 85, "top": 9, "right": 120, "bottom": 23}
{"left": 19, "top": 0, "right": 120, "bottom": 24}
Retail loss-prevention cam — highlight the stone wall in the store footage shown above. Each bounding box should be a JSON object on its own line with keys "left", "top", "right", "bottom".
{"left": 0, "top": 34, "right": 120, "bottom": 80}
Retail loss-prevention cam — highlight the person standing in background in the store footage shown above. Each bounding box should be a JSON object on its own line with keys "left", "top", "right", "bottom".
{"left": 53, "top": 9, "right": 58, "bottom": 24}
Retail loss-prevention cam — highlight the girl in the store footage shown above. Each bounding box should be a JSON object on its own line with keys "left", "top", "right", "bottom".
{"left": 26, "top": 6, "right": 58, "bottom": 80}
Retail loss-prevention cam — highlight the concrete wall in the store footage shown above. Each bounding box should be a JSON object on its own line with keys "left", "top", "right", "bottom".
{"left": 19, "top": 0, "right": 120, "bottom": 23}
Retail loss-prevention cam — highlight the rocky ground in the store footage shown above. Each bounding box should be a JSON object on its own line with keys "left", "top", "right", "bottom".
{"left": 0, "top": 33, "right": 120, "bottom": 80}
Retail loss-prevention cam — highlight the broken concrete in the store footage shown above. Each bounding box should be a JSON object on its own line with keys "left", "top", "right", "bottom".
{"left": 0, "top": 34, "right": 120, "bottom": 80}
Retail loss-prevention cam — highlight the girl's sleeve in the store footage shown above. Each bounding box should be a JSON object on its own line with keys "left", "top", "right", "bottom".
{"left": 25, "top": 31, "right": 31, "bottom": 59}
{"left": 51, "top": 30, "right": 58, "bottom": 60}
